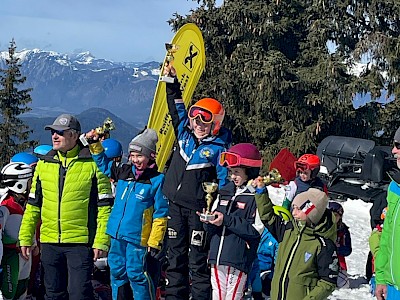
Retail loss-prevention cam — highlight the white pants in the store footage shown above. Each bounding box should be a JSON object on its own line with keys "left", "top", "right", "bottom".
{"left": 211, "top": 264, "right": 247, "bottom": 300}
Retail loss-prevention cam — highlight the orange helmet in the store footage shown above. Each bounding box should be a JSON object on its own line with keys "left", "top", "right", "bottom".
{"left": 294, "top": 154, "right": 321, "bottom": 178}
{"left": 188, "top": 98, "right": 225, "bottom": 135}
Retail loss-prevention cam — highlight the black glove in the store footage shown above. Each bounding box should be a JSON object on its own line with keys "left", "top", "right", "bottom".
{"left": 148, "top": 247, "right": 164, "bottom": 261}
{"left": 166, "top": 77, "right": 182, "bottom": 99}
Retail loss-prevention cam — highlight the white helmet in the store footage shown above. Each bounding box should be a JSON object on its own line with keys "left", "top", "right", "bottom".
{"left": 0, "top": 162, "right": 33, "bottom": 194}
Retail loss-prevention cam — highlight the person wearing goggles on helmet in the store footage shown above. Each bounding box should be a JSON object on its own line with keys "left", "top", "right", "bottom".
{"left": 0, "top": 162, "right": 38, "bottom": 300}
{"left": 282, "top": 153, "right": 328, "bottom": 211}
{"left": 161, "top": 64, "right": 232, "bottom": 300}
{"left": 199, "top": 143, "right": 263, "bottom": 300}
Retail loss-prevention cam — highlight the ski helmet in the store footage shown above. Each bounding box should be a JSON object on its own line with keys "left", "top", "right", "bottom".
{"left": 328, "top": 201, "right": 344, "bottom": 217}
{"left": 220, "top": 143, "right": 262, "bottom": 179}
{"left": 294, "top": 154, "right": 321, "bottom": 178}
{"left": 188, "top": 98, "right": 225, "bottom": 136}
{"left": 34, "top": 144, "right": 53, "bottom": 156}
{"left": 11, "top": 152, "right": 38, "bottom": 167}
{"left": 0, "top": 162, "right": 33, "bottom": 194}
{"left": 102, "top": 138, "right": 123, "bottom": 159}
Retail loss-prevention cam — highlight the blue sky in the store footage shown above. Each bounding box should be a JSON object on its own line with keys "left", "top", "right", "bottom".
{"left": 0, "top": 0, "right": 201, "bottom": 62}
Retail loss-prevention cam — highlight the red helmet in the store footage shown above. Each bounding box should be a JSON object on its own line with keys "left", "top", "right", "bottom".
{"left": 188, "top": 98, "right": 225, "bottom": 136}
{"left": 294, "top": 154, "right": 320, "bottom": 178}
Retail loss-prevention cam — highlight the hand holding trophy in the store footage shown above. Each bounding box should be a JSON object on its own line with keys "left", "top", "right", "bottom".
{"left": 160, "top": 43, "right": 179, "bottom": 83}
{"left": 200, "top": 182, "right": 219, "bottom": 221}
{"left": 80, "top": 117, "right": 116, "bottom": 146}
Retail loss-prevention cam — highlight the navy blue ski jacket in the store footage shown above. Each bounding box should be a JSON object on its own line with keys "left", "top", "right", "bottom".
{"left": 204, "top": 182, "right": 263, "bottom": 273}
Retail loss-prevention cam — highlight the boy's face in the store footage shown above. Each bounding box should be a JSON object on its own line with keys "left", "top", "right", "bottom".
{"left": 190, "top": 117, "right": 212, "bottom": 139}
{"left": 229, "top": 167, "right": 248, "bottom": 187}
{"left": 129, "top": 152, "right": 150, "bottom": 170}
{"left": 298, "top": 169, "right": 312, "bottom": 182}
{"left": 292, "top": 204, "right": 308, "bottom": 222}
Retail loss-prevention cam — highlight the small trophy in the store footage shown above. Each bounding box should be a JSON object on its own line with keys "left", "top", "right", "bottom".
{"left": 248, "top": 168, "right": 283, "bottom": 187}
{"left": 200, "top": 182, "right": 219, "bottom": 221}
{"left": 160, "top": 43, "right": 179, "bottom": 83}
{"left": 80, "top": 117, "right": 116, "bottom": 146}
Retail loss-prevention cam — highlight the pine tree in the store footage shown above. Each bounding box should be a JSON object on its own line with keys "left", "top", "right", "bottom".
{"left": 0, "top": 39, "right": 35, "bottom": 166}
{"left": 169, "top": 0, "right": 399, "bottom": 164}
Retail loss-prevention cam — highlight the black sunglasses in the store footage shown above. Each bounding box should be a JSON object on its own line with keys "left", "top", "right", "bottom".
{"left": 394, "top": 141, "right": 400, "bottom": 150}
{"left": 50, "top": 129, "right": 66, "bottom": 136}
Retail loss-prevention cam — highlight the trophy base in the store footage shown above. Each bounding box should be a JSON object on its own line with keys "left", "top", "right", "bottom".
{"left": 200, "top": 213, "right": 216, "bottom": 221}
{"left": 159, "top": 75, "right": 175, "bottom": 83}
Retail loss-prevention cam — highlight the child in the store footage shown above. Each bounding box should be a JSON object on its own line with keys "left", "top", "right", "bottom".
{"left": 282, "top": 154, "right": 327, "bottom": 210}
{"left": 255, "top": 185, "right": 338, "bottom": 300}
{"left": 162, "top": 64, "right": 231, "bottom": 299}
{"left": 87, "top": 128, "right": 168, "bottom": 300}
{"left": 369, "top": 207, "right": 387, "bottom": 295}
{"left": 0, "top": 162, "right": 38, "bottom": 300}
{"left": 328, "top": 201, "right": 352, "bottom": 288}
{"left": 201, "top": 143, "right": 264, "bottom": 300}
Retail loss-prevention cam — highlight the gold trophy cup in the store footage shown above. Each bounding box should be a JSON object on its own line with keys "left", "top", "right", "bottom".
{"left": 200, "top": 182, "right": 219, "bottom": 221}
{"left": 160, "top": 43, "right": 179, "bottom": 83}
{"left": 79, "top": 117, "right": 116, "bottom": 146}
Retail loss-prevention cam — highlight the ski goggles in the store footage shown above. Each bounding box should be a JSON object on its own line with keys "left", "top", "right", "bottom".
{"left": 294, "top": 161, "right": 311, "bottom": 172}
{"left": 219, "top": 152, "right": 262, "bottom": 168}
{"left": 188, "top": 106, "right": 214, "bottom": 123}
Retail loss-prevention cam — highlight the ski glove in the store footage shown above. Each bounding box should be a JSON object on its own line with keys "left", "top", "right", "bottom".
{"left": 166, "top": 77, "right": 182, "bottom": 99}
{"left": 148, "top": 247, "right": 164, "bottom": 261}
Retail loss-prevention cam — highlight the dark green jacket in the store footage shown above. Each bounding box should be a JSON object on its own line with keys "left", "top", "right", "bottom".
{"left": 256, "top": 191, "right": 338, "bottom": 300}
{"left": 19, "top": 145, "right": 113, "bottom": 251}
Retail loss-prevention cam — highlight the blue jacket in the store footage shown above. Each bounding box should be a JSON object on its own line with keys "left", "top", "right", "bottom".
{"left": 205, "top": 182, "right": 263, "bottom": 273}
{"left": 258, "top": 228, "right": 279, "bottom": 272}
{"left": 91, "top": 146, "right": 168, "bottom": 250}
{"left": 163, "top": 93, "right": 231, "bottom": 211}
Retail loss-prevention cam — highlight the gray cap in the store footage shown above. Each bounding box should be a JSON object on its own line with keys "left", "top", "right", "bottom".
{"left": 394, "top": 127, "right": 400, "bottom": 142}
{"left": 128, "top": 128, "right": 158, "bottom": 159}
{"left": 45, "top": 114, "right": 81, "bottom": 132}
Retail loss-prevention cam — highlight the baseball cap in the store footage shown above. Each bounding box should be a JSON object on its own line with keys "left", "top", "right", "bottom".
{"left": 45, "top": 114, "right": 81, "bottom": 132}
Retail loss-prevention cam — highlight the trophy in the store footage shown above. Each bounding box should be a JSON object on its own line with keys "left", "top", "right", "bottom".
{"left": 200, "top": 182, "right": 219, "bottom": 221}
{"left": 248, "top": 168, "right": 283, "bottom": 187}
{"left": 80, "top": 117, "right": 116, "bottom": 146}
{"left": 160, "top": 43, "right": 179, "bottom": 83}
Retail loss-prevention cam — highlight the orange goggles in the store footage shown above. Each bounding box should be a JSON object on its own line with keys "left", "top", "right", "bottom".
{"left": 188, "top": 106, "right": 214, "bottom": 123}
{"left": 219, "top": 152, "right": 262, "bottom": 168}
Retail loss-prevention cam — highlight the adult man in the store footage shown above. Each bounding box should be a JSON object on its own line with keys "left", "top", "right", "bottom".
{"left": 19, "top": 114, "right": 113, "bottom": 300}
{"left": 375, "top": 127, "right": 400, "bottom": 300}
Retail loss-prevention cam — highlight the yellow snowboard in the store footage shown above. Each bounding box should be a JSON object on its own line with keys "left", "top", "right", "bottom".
{"left": 147, "top": 23, "right": 206, "bottom": 172}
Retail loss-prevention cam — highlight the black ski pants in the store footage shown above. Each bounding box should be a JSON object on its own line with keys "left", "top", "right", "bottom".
{"left": 41, "top": 243, "right": 94, "bottom": 300}
{"left": 165, "top": 202, "right": 210, "bottom": 300}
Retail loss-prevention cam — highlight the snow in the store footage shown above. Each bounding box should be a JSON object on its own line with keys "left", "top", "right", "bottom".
{"left": 268, "top": 186, "right": 375, "bottom": 300}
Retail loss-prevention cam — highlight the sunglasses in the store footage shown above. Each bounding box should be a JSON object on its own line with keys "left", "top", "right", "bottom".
{"left": 394, "top": 141, "right": 400, "bottom": 150}
{"left": 188, "top": 106, "right": 214, "bottom": 123}
{"left": 50, "top": 129, "right": 67, "bottom": 136}
{"left": 219, "top": 152, "right": 262, "bottom": 168}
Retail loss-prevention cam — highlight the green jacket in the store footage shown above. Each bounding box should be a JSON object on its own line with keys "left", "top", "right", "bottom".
{"left": 255, "top": 191, "right": 338, "bottom": 300}
{"left": 19, "top": 145, "right": 113, "bottom": 251}
{"left": 375, "top": 180, "right": 400, "bottom": 288}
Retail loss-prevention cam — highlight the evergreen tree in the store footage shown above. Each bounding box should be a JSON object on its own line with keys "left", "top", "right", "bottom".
{"left": 169, "top": 0, "right": 399, "bottom": 164}
{"left": 0, "top": 39, "right": 35, "bottom": 166}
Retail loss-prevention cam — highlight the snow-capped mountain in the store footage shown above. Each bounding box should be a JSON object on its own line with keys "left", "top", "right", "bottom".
{"left": 0, "top": 49, "right": 162, "bottom": 127}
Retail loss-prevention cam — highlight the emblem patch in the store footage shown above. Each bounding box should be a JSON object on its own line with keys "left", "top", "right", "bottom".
{"left": 199, "top": 147, "right": 214, "bottom": 159}
{"left": 191, "top": 230, "right": 204, "bottom": 246}
{"left": 305, "top": 252, "right": 312, "bottom": 262}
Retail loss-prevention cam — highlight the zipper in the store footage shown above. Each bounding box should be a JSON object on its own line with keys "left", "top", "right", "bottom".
{"left": 176, "top": 147, "right": 197, "bottom": 192}
{"left": 115, "top": 181, "right": 134, "bottom": 236}
{"left": 216, "top": 195, "right": 235, "bottom": 264}
{"left": 390, "top": 198, "right": 400, "bottom": 284}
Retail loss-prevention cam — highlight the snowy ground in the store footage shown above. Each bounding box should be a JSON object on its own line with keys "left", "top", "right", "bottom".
{"left": 268, "top": 186, "right": 375, "bottom": 300}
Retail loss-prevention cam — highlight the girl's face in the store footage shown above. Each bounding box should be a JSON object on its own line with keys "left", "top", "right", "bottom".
{"left": 298, "top": 169, "right": 312, "bottom": 182}
{"left": 333, "top": 212, "right": 342, "bottom": 223}
{"left": 229, "top": 167, "right": 248, "bottom": 187}
{"left": 190, "top": 117, "right": 212, "bottom": 139}
{"left": 292, "top": 205, "right": 308, "bottom": 222}
{"left": 129, "top": 152, "right": 150, "bottom": 170}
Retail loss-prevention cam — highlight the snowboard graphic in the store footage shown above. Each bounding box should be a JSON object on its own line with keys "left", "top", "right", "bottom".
{"left": 147, "top": 23, "right": 206, "bottom": 171}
